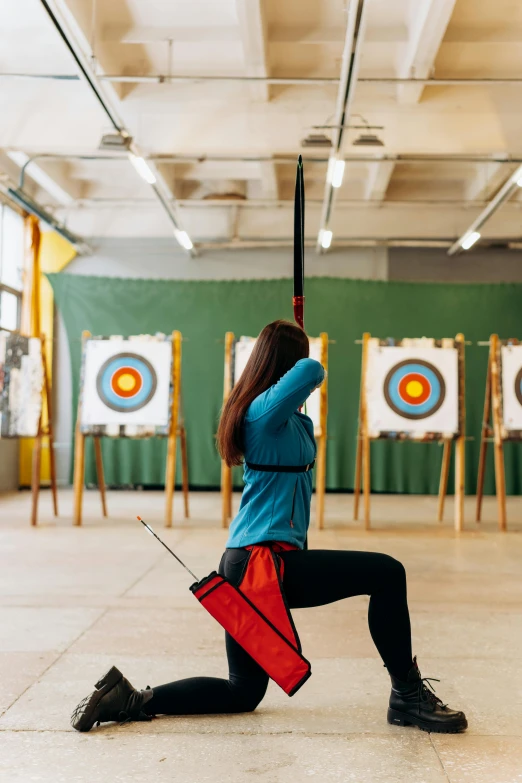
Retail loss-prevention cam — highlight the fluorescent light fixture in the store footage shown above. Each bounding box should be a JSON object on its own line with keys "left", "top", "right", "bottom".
{"left": 331, "top": 159, "right": 345, "bottom": 189}
{"left": 517, "top": 176, "right": 522, "bottom": 187}
{"left": 175, "top": 229, "right": 194, "bottom": 251}
{"left": 128, "top": 153, "right": 156, "bottom": 185}
{"left": 326, "top": 157, "right": 336, "bottom": 184}
{"left": 460, "top": 230, "right": 481, "bottom": 250}
{"left": 320, "top": 229, "right": 333, "bottom": 249}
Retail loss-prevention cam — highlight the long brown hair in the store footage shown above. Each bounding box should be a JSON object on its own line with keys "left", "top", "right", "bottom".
{"left": 217, "top": 320, "right": 309, "bottom": 466}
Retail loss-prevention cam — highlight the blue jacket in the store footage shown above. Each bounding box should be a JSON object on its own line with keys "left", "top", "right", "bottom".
{"left": 226, "top": 358, "right": 325, "bottom": 550}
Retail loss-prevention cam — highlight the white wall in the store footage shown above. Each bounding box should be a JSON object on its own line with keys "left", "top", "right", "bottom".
{"left": 66, "top": 240, "right": 388, "bottom": 280}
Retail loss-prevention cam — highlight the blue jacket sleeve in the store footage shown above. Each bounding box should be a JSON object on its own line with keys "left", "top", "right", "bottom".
{"left": 247, "top": 358, "right": 325, "bottom": 430}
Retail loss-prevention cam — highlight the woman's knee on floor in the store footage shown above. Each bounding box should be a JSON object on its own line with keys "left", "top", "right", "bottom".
{"left": 375, "top": 553, "right": 407, "bottom": 589}
{"left": 228, "top": 675, "right": 268, "bottom": 712}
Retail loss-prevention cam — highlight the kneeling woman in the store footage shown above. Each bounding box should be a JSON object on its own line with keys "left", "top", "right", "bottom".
{"left": 72, "top": 319, "right": 467, "bottom": 734}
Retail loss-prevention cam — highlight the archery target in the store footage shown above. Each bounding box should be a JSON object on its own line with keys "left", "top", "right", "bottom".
{"left": 233, "top": 336, "right": 323, "bottom": 430}
{"left": 500, "top": 344, "right": 522, "bottom": 430}
{"left": 96, "top": 353, "right": 156, "bottom": 413}
{"left": 366, "top": 344, "right": 459, "bottom": 435}
{"left": 80, "top": 338, "right": 172, "bottom": 430}
{"left": 306, "top": 338, "right": 323, "bottom": 431}
{"left": 234, "top": 338, "right": 256, "bottom": 385}
{"left": 384, "top": 360, "right": 445, "bottom": 420}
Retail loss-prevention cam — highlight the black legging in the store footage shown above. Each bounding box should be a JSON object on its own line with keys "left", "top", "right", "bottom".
{"left": 145, "top": 548, "right": 412, "bottom": 716}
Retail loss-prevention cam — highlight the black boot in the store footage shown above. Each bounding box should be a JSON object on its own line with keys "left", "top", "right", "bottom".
{"left": 387, "top": 657, "right": 467, "bottom": 734}
{"left": 71, "top": 666, "right": 154, "bottom": 732}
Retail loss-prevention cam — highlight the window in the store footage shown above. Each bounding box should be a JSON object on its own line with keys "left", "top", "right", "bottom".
{"left": 0, "top": 205, "right": 24, "bottom": 332}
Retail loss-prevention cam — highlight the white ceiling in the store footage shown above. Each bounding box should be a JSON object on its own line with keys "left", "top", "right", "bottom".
{"left": 2, "top": 0, "right": 522, "bottom": 250}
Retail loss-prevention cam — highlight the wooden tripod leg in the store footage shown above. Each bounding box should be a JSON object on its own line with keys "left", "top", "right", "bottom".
{"left": 73, "top": 429, "right": 85, "bottom": 526}
{"left": 74, "top": 330, "right": 91, "bottom": 527}
{"left": 41, "top": 335, "right": 58, "bottom": 517}
{"left": 363, "top": 432, "right": 371, "bottom": 530}
{"left": 180, "top": 426, "right": 190, "bottom": 518}
{"left": 315, "top": 435, "right": 326, "bottom": 530}
{"left": 437, "top": 439, "right": 451, "bottom": 522}
{"left": 490, "top": 335, "right": 507, "bottom": 531}
{"left": 353, "top": 429, "right": 362, "bottom": 521}
{"left": 165, "top": 331, "right": 182, "bottom": 527}
{"left": 454, "top": 333, "right": 466, "bottom": 533}
{"left": 493, "top": 440, "right": 507, "bottom": 531}
{"left": 165, "top": 432, "right": 177, "bottom": 528}
{"left": 222, "top": 462, "right": 231, "bottom": 528}
{"left": 30, "top": 431, "right": 43, "bottom": 526}
{"left": 359, "top": 332, "right": 371, "bottom": 529}
{"left": 476, "top": 353, "right": 492, "bottom": 522}
{"left": 93, "top": 436, "right": 107, "bottom": 518}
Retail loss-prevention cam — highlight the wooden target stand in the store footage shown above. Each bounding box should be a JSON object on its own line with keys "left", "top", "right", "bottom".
{"left": 73, "top": 330, "right": 189, "bottom": 527}
{"left": 221, "top": 331, "right": 329, "bottom": 529}
{"left": 353, "top": 332, "right": 466, "bottom": 531}
{"left": 14, "top": 332, "right": 59, "bottom": 526}
{"left": 475, "top": 334, "right": 515, "bottom": 531}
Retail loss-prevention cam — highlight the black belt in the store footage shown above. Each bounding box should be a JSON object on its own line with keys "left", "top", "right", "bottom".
{"left": 245, "top": 460, "right": 315, "bottom": 473}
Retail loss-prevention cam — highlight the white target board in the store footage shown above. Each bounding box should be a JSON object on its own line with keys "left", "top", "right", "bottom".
{"left": 366, "top": 343, "right": 459, "bottom": 437}
{"left": 501, "top": 344, "right": 522, "bottom": 430}
{"left": 233, "top": 336, "right": 322, "bottom": 430}
{"left": 80, "top": 336, "right": 173, "bottom": 436}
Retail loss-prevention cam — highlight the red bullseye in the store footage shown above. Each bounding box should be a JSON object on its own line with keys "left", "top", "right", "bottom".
{"left": 110, "top": 366, "right": 143, "bottom": 398}
{"left": 397, "top": 373, "right": 431, "bottom": 406}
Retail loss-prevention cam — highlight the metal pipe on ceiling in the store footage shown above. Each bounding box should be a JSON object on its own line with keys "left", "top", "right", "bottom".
{"left": 315, "top": 0, "right": 368, "bottom": 253}
{"left": 20, "top": 152, "right": 522, "bottom": 165}
{"left": 37, "top": 0, "right": 195, "bottom": 255}
{"left": 447, "top": 165, "right": 522, "bottom": 255}
{"left": 5, "top": 72, "right": 522, "bottom": 86}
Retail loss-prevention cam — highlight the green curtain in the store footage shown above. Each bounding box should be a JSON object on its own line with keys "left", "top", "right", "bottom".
{"left": 48, "top": 273, "right": 522, "bottom": 495}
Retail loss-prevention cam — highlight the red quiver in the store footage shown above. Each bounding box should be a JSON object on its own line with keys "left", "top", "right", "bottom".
{"left": 190, "top": 544, "right": 311, "bottom": 696}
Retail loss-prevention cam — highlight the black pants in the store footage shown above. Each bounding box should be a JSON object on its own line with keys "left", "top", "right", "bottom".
{"left": 145, "top": 549, "right": 412, "bottom": 716}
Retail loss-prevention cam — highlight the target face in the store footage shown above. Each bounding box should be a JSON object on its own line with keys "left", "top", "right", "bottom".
{"left": 514, "top": 368, "right": 522, "bottom": 407}
{"left": 384, "top": 360, "right": 445, "bottom": 420}
{"left": 232, "top": 335, "right": 323, "bottom": 430}
{"left": 80, "top": 337, "right": 173, "bottom": 433}
{"left": 500, "top": 345, "right": 522, "bottom": 430}
{"left": 366, "top": 343, "right": 459, "bottom": 436}
{"left": 96, "top": 353, "right": 157, "bottom": 413}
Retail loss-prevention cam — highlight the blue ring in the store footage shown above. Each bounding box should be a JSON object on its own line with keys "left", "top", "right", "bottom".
{"left": 96, "top": 353, "right": 157, "bottom": 413}
{"left": 383, "top": 360, "right": 445, "bottom": 420}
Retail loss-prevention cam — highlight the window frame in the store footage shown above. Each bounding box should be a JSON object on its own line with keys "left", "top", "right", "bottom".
{"left": 0, "top": 203, "right": 24, "bottom": 333}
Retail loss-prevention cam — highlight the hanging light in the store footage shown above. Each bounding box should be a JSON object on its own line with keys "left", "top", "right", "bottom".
{"left": 460, "top": 231, "right": 481, "bottom": 250}
{"left": 174, "top": 229, "right": 194, "bottom": 251}
{"left": 128, "top": 153, "right": 156, "bottom": 185}
{"left": 320, "top": 229, "right": 333, "bottom": 249}
{"left": 331, "top": 160, "right": 346, "bottom": 188}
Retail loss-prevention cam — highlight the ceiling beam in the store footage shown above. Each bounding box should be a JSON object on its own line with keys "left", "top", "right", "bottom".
{"left": 235, "top": 0, "right": 270, "bottom": 102}
{"left": 316, "top": 0, "right": 369, "bottom": 252}
{"left": 464, "top": 158, "right": 513, "bottom": 201}
{"left": 363, "top": 159, "right": 396, "bottom": 201}
{"left": 397, "top": 0, "right": 457, "bottom": 104}
{"left": 38, "top": 0, "right": 195, "bottom": 253}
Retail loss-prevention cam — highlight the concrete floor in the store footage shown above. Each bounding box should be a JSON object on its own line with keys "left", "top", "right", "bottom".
{"left": 0, "top": 488, "right": 521, "bottom": 783}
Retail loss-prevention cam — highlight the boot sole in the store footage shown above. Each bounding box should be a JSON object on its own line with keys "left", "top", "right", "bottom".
{"left": 387, "top": 708, "right": 468, "bottom": 734}
{"left": 71, "top": 666, "right": 123, "bottom": 732}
